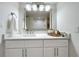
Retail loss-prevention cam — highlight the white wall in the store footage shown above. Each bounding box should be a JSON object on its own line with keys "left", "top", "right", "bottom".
{"left": 57, "top": 2, "right": 79, "bottom": 33}
{"left": 19, "top": 3, "right": 25, "bottom": 33}
{"left": 0, "top": 2, "right": 19, "bottom": 57}
{"left": 51, "top": 4, "right": 57, "bottom": 29}
{"left": 0, "top": 2, "right": 19, "bottom": 34}
{"left": 57, "top": 2, "right": 79, "bottom": 57}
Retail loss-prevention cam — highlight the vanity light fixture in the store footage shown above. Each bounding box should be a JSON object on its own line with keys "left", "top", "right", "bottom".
{"left": 45, "top": 5, "right": 51, "bottom": 11}
{"left": 25, "top": 4, "right": 31, "bottom": 11}
{"left": 25, "top": 4, "right": 51, "bottom": 11}
{"left": 39, "top": 5, "right": 44, "bottom": 11}
{"left": 32, "top": 4, "right": 38, "bottom": 11}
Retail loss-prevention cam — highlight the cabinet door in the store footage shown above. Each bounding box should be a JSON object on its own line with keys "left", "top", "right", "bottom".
{"left": 26, "top": 48, "right": 43, "bottom": 57}
{"left": 57, "top": 47, "right": 68, "bottom": 57}
{"left": 5, "top": 48, "right": 23, "bottom": 57}
{"left": 5, "top": 40, "right": 24, "bottom": 48}
{"left": 44, "top": 48, "right": 55, "bottom": 57}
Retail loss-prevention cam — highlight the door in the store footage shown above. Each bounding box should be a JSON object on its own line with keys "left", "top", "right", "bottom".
{"left": 57, "top": 47, "right": 68, "bottom": 57}
{"left": 44, "top": 48, "right": 55, "bottom": 57}
{"left": 44, "top": 47, "right": 68, "bottom": 57}
{"left": 26, "top": 48, "right": 43, "bottom": 57}
{"left": 5, "top": 48, "right": 23, "bottom": 57}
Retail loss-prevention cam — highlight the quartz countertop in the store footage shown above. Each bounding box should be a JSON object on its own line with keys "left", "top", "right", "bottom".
{"left": 4, "top": 33, "right": 69, "bottom": 40}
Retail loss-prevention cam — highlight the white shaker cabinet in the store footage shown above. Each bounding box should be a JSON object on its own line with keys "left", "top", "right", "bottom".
{"left": 5, "top": 48, "right": 43, "bottom": 57}
{"left": 5, "top": 40, "right": 43, "bottom": 57}
{"left": 5, "top": 40, "right": 24, "bottom": 48}
{"left": 44, "top": 40, "right": 68, "bottom": 57}
{"left": 26, "top": 48, "right": 43, "bottom": 57}
{"left": 44, "top": 47, "right": 68, "bottom": 57}
{"left": 24, "top": 40, "right": 43, "bottom": 57}
{"left": 44, "top": 48, "right": 55, "bottom": 57}
{"left": 5, "top": 48, "right": 23, "bottom": 57}
{"left": 57, "top": 47, "right": 68, "bottom": 57}
{"left": 4, "top": 39, "right": 68, "bottom": 57}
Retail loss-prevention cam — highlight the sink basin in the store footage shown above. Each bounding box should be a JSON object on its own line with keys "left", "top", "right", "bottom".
{"left": 6, "top": 33, "right": 36, "bottom": 38}
{"left": 22, "top": 34, "right": 36, "bottom": 37}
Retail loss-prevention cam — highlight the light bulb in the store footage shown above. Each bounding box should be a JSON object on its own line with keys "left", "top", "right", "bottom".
{"left": 32, "top": 4, "right": 37, "bottom": 11}
{"left": 26, "top": 4, "right": 31, "bottom": 11}
{"left": 39, "top": 5, "right": 44, "bottom": 11}
{"left": 45, "top": 5, "right": 51, "bottom": 11}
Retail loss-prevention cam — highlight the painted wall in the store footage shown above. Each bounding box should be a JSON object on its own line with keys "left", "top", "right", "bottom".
{"left": 57, "top": 2, "right": 79, "bottom": 33}
{"left": 57, "top": 2, "right": 79, "bottom": 57}
{"left": 51, "top": 4, "right": 57, "bottom": 29}
{"left": 0, "top": 2, "right": 19, "bottom": 56}
{"left": 19, "top": 3, "right": 25, "bottom": 33}
{"left": 0, "top": 2, "right": 19, "bottom": 34}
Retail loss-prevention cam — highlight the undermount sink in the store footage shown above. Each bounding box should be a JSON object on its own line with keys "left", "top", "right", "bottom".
{"left": 9, "top": 33, "right": 48, "bottom": 38}
{"left": 22, "top": 34, "right": 36, "bottom": 37}
{"left": 6, "top": 33, "right": 36, "bottom": 38}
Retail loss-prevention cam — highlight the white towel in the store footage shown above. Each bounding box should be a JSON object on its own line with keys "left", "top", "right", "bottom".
{"left": 11, "top": 15, "right": 17, "bottom": 31}
{"left": 6, "top": 13, "right": 17, "bottom": 34}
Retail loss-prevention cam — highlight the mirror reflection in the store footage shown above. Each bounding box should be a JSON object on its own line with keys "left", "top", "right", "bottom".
{"left": 23, "top": 2, "right": 52, "bottom": 31}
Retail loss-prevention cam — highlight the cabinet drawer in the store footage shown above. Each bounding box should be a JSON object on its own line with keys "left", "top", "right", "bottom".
{"left": 5, "top": 48, "right": 23, "bottom": 57}
{"left": 25, "top": 40, "right": 43, "bottom": 47}
{"left": 5, "top": 40, "right": 24, "bottom": 48}
{"left": 27, "top": 48, "right": 43, "bottom": 57}
{"left": 44, "top": 40, "right": 68, "bottom": 47}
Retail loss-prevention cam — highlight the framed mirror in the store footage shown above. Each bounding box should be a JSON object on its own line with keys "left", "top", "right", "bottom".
{"left": 23, "top": 2, "right": 53, "bottom": 31}
{"left": 24, "top": 11, "right": 51, "bottom": 31}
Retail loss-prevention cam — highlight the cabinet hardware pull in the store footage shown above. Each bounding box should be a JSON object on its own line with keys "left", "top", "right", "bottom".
{"left": 25, "top": 49, "right": 27, "bottom": 57}
{"left": 22, "top": 49, "right": 24, "bottom": 57}
{"left": 57, "top": 48, "right": 58, "bottom": 56}
{"left": 54, "top": 48, "right": 56, "bottom": 56}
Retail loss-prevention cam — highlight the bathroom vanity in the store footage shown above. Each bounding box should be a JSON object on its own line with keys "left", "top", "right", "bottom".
{"left": 4, "top": 34, "right": 69, "bottom": 57}
{"left": 3, "top": 3, "right": 69, "bottom": 57}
